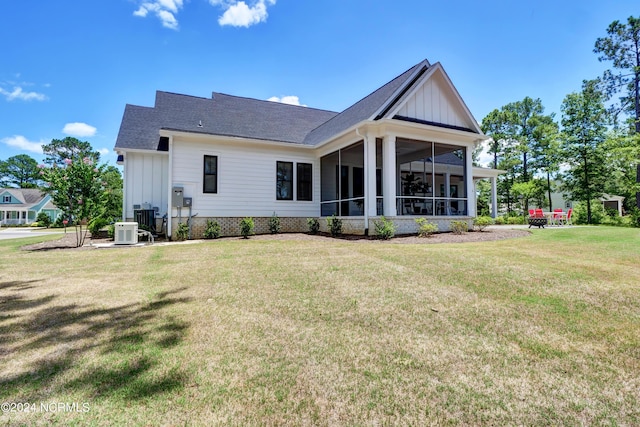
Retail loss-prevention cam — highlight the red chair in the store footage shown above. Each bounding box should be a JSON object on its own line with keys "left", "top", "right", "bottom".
{"left": 534, "top": 208, "right": 544, "bottom": 218}
{"left": 528, "top": 209, "right": 535, "bottom": 217}
{"left": 565, "top": 208, "right": 573, "bottom": 225}
{"left": 552, "top": 209, "right": 564, "bottom": 226}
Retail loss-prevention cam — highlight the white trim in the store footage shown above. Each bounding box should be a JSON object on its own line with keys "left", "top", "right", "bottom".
{"left": 384, "top": 63, "right": 483, "bottom": 134}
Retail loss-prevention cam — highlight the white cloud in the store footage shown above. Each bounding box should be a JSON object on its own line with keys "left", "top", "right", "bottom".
{"left": 0, "top": 86, "right": 47, "bottom": 102}
{"left": 211, "top": 0, "right": 275, "bottom": 27}
{"left": 63, "top": 122, "right": 97, "bottom": 137}
{"left": 268, "top": 95, "right": 306, "bottom": 107}
{"left": 98, "top": 148, "right": 111, "bottom": 156}
{"left": 133, "top": 0, "right": 183, "bottom": 30}
{"left": 1, "top": 135, "right": 45, "bottom": 154}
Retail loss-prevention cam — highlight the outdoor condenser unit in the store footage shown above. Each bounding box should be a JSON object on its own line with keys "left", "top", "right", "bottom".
{"left": 114, "top": 222, "right": 138, "bottom": 245}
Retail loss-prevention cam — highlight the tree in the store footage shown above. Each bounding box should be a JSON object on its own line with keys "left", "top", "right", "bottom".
{"left": 602, "top": 131, "right": 640, "bottom": 212}
{"left": 595, "top": 16, "right": 640, "bottom": 208}
{"left": 41, "top": 156, "right": 106, "bottom": 247}
{"left": 42, "top": 137, "right": 100, "bottom": 166}
{"left": 594, "top": 16, "right": 640, "bottom": 132}
{"left": 0, "top": 154, "right": 41, "bottom": 188}
{"left": 560, "top": 80, "right": 608, "bottom": 224}
{"left": 480, "top": 97, "right": 557, "bottom": 213}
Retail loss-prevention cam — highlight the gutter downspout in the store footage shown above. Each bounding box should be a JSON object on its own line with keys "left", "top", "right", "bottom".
{"left": 167, "top": 135, "right": 173, "bottom": 240}
{"left": 356, "top": 127, "right": 369, "bottom": 234}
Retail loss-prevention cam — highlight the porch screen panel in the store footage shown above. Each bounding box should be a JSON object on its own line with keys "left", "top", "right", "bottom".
{"left": 433, "top": 144, "right": 466, "bottom": 216}
{"left": 320, "top": 141, "right": 364, "bottom": 216}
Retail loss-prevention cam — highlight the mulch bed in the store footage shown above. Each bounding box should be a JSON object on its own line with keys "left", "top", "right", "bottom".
{"left": 20, "top": 228, "right": 530, "bottom": 251}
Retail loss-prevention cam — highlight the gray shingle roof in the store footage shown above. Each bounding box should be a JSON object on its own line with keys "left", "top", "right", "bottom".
{"left": 115, "top": 60, "right": 432, "bottom": 151}
{"left": 1, "top": 188, "right": 47, "bottom": 207}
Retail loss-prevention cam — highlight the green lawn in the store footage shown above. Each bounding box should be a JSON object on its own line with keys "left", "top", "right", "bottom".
{"left": 1, "top": 227, "right": 639, "bottom": 426}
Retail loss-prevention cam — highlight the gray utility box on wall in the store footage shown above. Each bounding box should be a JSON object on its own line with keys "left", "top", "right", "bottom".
{"left": 172, "top": 187, "right": 184, "bottom": 207}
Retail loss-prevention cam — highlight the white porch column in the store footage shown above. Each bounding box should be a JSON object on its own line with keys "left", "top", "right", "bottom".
{"left": 491, "top": 176, "right": 498, "bottom": 218}
{"left": 364, "top": 134, "right": 377, "bottom": 218}
{"left": 466, "top": 145, "right": 476, "bottom": 217}
{"left": 383, "top": 134, "right": 397, "bottom": 217}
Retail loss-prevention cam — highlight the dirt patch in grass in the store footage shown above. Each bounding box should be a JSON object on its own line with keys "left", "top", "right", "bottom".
{"left": 20, "top": 228, "right": 530, "bottom": 251}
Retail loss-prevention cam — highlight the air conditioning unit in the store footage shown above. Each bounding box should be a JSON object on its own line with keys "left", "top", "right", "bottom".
{"left": 114, "top": 222, "right": 138, "bottom": 245}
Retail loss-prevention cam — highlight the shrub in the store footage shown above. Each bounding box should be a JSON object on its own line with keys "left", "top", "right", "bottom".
{"left": 415, "top": 217, "right": 438, "bottom": 237}
{"left": 268, "top": 212, "right": 281, "bottom": 234}
{"left": 450, "top": 220, "right": 469, "bottom": 234}
{"left": 473, "top": 216, "right": 494, "bottom": 232}
{"left": 203, "top": 219, "right": 221, "bottom": 239}
{"left": 88, "top": 217, "right": 110, "bottom": 237}
{"left": 494, "top": 216, "right": 505, "bottom": 225}
{"left": 374, "top": 216, "right": 396, "bottom": 240}
{"left": 307, "top": 217, "right": 320, "bottom": 234}
{"left": 506, "top": 216, "right": 525, "bottom": 225}
{"left": 36, "top": 212, "right": 52, "bottom": 228}
{"left": 573, "top": 201, "right": 606, "bottom": 225}
{"left": 327, "top": 215, "right": 342, "bottom": 236}
{"left": 629, "top": 207, "right": 640, "bottom": 228}
{"left": 107, "top": 224, "right": 115, "bottom": 239}
{"left": 240, "top": 217, "right": 255, "bottom": 239}
{"left": 176, "top": 222, "right": 189, "bottom": 241}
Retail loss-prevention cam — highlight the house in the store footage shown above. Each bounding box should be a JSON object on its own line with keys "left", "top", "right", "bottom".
{"left": 0, "top": 188, "right": 61, "bottom": 226}
{"left": 549, "top": 184, "right": 626, "bottom": 216}
{"left": 115, "top": 59, "right": 501, "bottom": 238}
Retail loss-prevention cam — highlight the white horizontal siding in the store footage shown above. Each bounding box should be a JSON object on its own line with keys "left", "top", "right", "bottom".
{"left": 171, "top": 138, "right": 319, "bottom": 218}
{"left": 397, "top": 72, "right": 471, "bottom": 130}
{"left": 124, "top": 152, "right": 168, "bottom": 218}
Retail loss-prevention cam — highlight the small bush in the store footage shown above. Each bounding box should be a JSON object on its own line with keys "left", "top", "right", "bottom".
{"left": 450, "top": 220, "right": 469, "bottom": 234}
{"left": 36, "top": 212, "right": 52, "bottom": 228}
{"left": 327, "top": 215, "right": 342, "bottom": 236}
{"left": 374, "top": 216, "right": 396, "bottom": 240}
{"left": 268, "top": 212, "right": 281, "bottom": 234}
{"left": 415, "top": 217, "right": 438, "bottom": 237}
{"left": 473, "top": 216, "right": 494, "bottom": 232}
{"left": 307, "top": 217, "right": 320, "bottom": 234}
{"left": 176, "top": 222, "right": 189, "bottom": 241}
{"left": 494, "top": 216, "right": 505, "bottom": 225}
{"left": 30, "top": 222, "right": 39, "bottom": 227}
{"left": 240, "top": 217, "right": 255, "bottom": 239}
{"left": 203, "top": 219, "right": 221, "bottom": 239}
{"left": 107, "top": 224, "right": 115, "bottom": 239}
{"left": 506, "top": 216, "right": 525, "bottom": 225}
{"left": 88, "top": 217, "right": 110, "bottom": 237}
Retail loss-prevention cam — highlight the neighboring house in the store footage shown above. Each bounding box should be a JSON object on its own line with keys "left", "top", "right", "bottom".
{"left": 0, "top": 188, "right": 61, "bottom": 226}
{"left": 549, "top": 184, "right": 625, "bottom": 216}
{"left": 115, "top": 59, "right": 501, "bottom": 238}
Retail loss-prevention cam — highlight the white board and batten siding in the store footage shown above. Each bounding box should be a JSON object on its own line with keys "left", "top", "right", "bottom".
{"left": 396, "top": 71, "right": 475, "bottom": 131}
{"left": 171, "top": 137, "right": 319, "bottom": 218}
{"left": 124, "top": 152, "right": 169, "bottom": 219}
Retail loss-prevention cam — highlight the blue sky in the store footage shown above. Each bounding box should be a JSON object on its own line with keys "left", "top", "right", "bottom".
{"left": 1, "top": 1, "right": 638, "bottom": 167}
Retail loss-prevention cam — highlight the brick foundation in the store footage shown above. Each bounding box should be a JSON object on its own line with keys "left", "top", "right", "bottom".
{"left": 167, "top": 216, "right": 473, "bottom": 239}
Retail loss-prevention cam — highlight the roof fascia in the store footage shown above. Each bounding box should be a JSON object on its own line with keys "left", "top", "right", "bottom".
{"left": 384, "top": 63, "right": 483, "bottom": 134}
{"left": 115, "top": 147, "right": 169, "bottom": 155}
{"left": 159, "top": 129, "right": 314, "bottom": 150}
{"left": 472, "top": 166, "right": 506, "bottom": 179}
{"left": 369, "top": 60, "right": 430, "bottom": 121}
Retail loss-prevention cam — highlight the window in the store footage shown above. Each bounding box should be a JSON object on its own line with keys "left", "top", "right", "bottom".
{"left": 203, "top": 155, "right": 218, "bottom": 194}
{"left": 2, "top": 196, "right": 11, "bottom": 203}
{"left": 297, "top": 163, "right": 312, "bottom": 201}
{"left": 276, "top": 161, "right": 293, "bottom": 200}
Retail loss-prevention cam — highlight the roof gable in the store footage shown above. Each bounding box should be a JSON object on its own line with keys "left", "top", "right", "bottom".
{"left": 303, "top": 60, "right": 430, "bottom": 146}
{"left": 385, "top": 63, "right": 481, "bottom": 134}
{"left": 0, "top": 188, "right": 46, "bottom": 206}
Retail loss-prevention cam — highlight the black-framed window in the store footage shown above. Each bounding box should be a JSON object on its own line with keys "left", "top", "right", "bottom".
{"left": 297, "top": 163, "right": 313, "bottom": 201}
{"left": 203, "top": 155, "right": 218, "bottom": 194}
{"left": 276, "top": 161, "right": 293, "bottom": 200}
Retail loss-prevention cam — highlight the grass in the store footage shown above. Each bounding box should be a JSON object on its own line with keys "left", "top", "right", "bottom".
{"left": 0, "top": 227, "right": 639, "bottom": 425}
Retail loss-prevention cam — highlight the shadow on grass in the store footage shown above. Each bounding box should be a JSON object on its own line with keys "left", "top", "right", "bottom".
{"left": 0, "top": 284, "right": 192, "bottom": 402}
